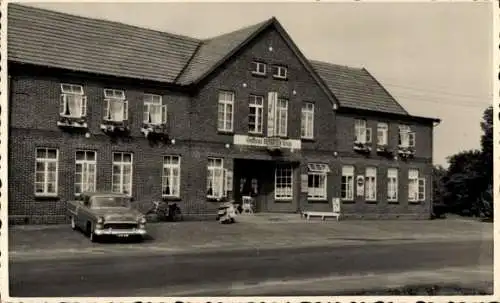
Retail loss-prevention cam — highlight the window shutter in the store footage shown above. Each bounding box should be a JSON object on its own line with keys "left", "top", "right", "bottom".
{"left": 366, "top": 127, "right": 372, "bottom": 143}
{"left": 81, "top": 96, "right": 87, "bottom": 117}
{"left": 409, "top": 132, "right": 416, "bottom": 147}
{"left": 143, "top": 103, "right": 149, "bottom": 123}
{"left": 267, "top": 92, "right": 277, "bottom": 136}
{"left": 59, "top": 94, "right": 67, "bottom": 115}
{"left": 418, "top": 178, "right": 425, "bottom": 201}
{"left": 123, "top": 100, "right": 128, "bottom": 120}
{"left": 103, "top": 99, "right": 110, "bottom": 120}
{"left": 161, "top": 105, "right": 168, "bottom": 124}
{"left": 222, "top": 169, "right": 227, "bottom": 197}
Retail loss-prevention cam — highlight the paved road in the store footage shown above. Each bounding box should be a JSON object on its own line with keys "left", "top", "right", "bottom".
{"left": 9, "top": 239, "right": 492, "bottom": 297}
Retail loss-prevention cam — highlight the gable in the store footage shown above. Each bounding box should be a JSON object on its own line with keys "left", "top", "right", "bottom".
{"left": 8, "top": 4, "right": 201, "bottom": 83}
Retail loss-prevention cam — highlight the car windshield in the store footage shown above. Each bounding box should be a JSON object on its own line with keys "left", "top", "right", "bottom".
{"left": 90, "top": 196, "right": 130, "bottom": 208}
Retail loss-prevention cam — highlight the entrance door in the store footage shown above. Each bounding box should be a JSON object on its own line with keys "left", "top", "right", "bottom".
{"left": 234, "top": 159, "right": 271, "bottom": 212}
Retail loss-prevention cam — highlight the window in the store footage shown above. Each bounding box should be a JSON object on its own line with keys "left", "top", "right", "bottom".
{"left": 365, "top": 167, "right": 377, "bottom": 201}
{"left": 35, "top": 148, "right": 59, "bottom": 196}
{"left": 387, "top": 168, "right": 398, "bottom": 202}
{"left": 377, "top": 122, "right": 388, "bottom": 146}
{"left": 276, "top": 98, "right": 288, "bottom": 137}
{"left": 341, "top": 165, "right": 354, "bottom": 201}
{"left": 207, "top": 158, "right": 225, "bottom": 198}
{"left": 301, "top": 102, "right": 314, "bottom": 139}
{"left": 162, "top": 155, "right": 181, "bottom": 198}
{"left": 112, "top": 152, "right": 133, "bottom": 195}
{"left": 275, "top": 164, "right": 293, "bottom": 200}
{"left": 307, "top": 163, "right": 330, "bottom": 200}
{"left": 408, "top": 169, "right": 425, "bottom": 202}
{"left": 273, "top": 65, "right": 288, "bottom": 79}
{"left": 217, "top": 91, "right": 234, "bottom": 132}
{"left": 248, "top": 95, "right": 264, "bottom": 133}
{"left": 252, "top": 61, "right": 266, "bottom": 75}
{"left": 103, "top": 89, "right": 128, "bottom": 122}
{"left": 60, "top": 83, "right": 86, "bottom": 118}
{"left": 143, "top": 94, "right": 167, "bottom": 125}
{"left": 354, "top": 119, "right": 371, "bottom": 144}
{"left": 75, "top": 150, "right": 96, "bottom": 195}
{"left": 399, "top": 125, "right": 415, "bottom": 148}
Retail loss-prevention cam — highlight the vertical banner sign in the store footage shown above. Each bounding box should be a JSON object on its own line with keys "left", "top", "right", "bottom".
{"left": 356, "top": 175, "right": 365, "bottom": 197}
{"left": 267, "top": 92, "right": 277, "bottom": 137}
{"left": 300, "top": 174, "right": 309, "bottom": 193}
{"left": 332, "top": 197, "right": 341, "bottom": 213}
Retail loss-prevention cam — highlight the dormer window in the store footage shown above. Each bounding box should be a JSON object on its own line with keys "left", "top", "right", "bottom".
{"left": 60, "top": 83, "right": 86, "bottom": 119}
{"left": 251, "top": 61, "right": 267, "bottom": 76}
{"left": 273, "top": 65, "right": 288, "bottom": 79}
{"left": 103, "top": 89, "right": 128, "bottom": 122}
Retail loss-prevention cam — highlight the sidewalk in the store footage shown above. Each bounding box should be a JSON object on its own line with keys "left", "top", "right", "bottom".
{"left": 8, "top": 214, "right": 493, "bottom": 261}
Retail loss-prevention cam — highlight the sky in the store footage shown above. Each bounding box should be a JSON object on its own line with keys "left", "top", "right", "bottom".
{"left": 20, "top": 1, "right": 494, "bottom": 167}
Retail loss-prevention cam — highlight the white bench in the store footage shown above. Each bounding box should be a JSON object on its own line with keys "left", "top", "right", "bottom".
{"left": 302, "top": 200, "right": 341, "bottom": 221}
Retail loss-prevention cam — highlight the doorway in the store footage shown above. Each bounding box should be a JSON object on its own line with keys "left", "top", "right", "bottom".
{"left": 233, "top": 159, "right": 274, "bottom": 212}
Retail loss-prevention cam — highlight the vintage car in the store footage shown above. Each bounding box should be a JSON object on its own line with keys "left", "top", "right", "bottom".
{"left": 67, "top": 192, "right": 147, "bottom": 242}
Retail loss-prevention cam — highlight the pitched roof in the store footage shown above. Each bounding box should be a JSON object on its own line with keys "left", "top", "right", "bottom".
{"left": 310, "top": 60, "right": 409, "bottom": 116}
{"left": 8, "top": 3, "right": 416, "bottom": 117}
{"left": 8, "top": 4, "right": 201, "bottom": 83}
{"left": 176, "top": 19, "right": 272, "bottom": 85}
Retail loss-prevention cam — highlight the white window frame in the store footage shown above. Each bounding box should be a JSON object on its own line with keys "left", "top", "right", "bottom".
{"left": 60, "top": 83, "right": 87, "bottom": 118}
{"left": 35, "top": 148, "right": 59, "bottom": 196}
{"left": 399, "top": 125, "right": 416, "bottom": 148}
{"left": 162, "top": 155, "right": 181, "bottom": 198}
{"left": 387, "top": 168, "right": 398, "bottom": 202}
{"left": 408, "top": 168, "right": 420, "bottom": 202}
{"left": 248, "top": 95, "right": 264, "bottom": 134}
{"left": 365, "top": 167, "right": 377, "bottom": 201}
{"left": 301, "top": 102, "right": 315, "bottom": 139}
{"left": 217, "top": 91, "right": 234, "bottom": 132}
{"left": 276, "top": 98, "right": 288, "bottom": 137}
{"left": 103, "top": 89, "right": 128, "bottom": 122}
{"left": 251, "top": 61, "right": 267, "bottom": 75}
{"left": 377, "top": 122, "right": 388, "bottom": 146}
{"left": 143, "top": 94, "right": 167, "bottom": 125}
{"left": 341, "top": 165, "right": 354, "bottom": 201}
{"left": 112, "top": 152, "right": 133, "bottom": 196}
{"left": 307, "top": 163, "right": 329, "bottom": 200}
{"left": 75, "top": 150, "right": 97, "bottom": 196}
{"left": 207, "top": 157, "right": 225, "bottom": 199}
{"left": 275, "top": 164, "right": 293, "bottom": 200}
{"left": 273, "top": 65, "right": 288, "bottom": 79}
{"left": 354, "top": 119, "right": 371, "bottom": 144}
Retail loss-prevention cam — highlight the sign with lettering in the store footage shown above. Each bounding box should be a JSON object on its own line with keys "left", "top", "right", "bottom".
{"left": 233, "top": 135, "right": 301, "bottom": 150}
{"left": 356, "top": 175, "right": 365, "bottom": 197}
{"left": 300, "top": 174, "right": 309, "bottom": 193}
{"left": 332, "top": 197, "right": 341, "bottom": 213}
{"left": 267, "top": 92, "right": 277, "bottom": 136}
{"left": 226, "top": 169, "right": 233, "bottom": 193}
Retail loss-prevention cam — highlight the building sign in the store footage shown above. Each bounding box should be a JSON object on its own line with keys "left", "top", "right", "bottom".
{"left": 332, "top": 197, "right": 341, "bottom": 213}
{"left": 356, "top": 175, "right": 365, "bottom": 197}
{"left": 233, "top": 135, "right": 301, "bottom": 150}
{"left": 226, "top": 169, "right": 233, "bottom": 193}
{"left": 267, "top": 92, "right": 277, "bottom": 136}
{"left": 300, "top": 174, "right": 309, "bottom": 193}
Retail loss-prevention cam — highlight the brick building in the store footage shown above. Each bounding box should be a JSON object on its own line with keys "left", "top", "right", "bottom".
{"left": 7, "top": 4, "right": 440, "bottom": 224}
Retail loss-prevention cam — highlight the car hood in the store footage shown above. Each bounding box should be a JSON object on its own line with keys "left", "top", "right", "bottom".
{"left": 91, "top": 207, "right": 143, "bottom": 222}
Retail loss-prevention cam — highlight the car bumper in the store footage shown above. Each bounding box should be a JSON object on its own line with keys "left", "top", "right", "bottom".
{"left": 94, "top": 228, "right": 147, "bottom": 237}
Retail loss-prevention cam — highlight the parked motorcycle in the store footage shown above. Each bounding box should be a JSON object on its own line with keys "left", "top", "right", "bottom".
{"left": 216, "top": 201, "right": 237, "bottom": 224}
{"left": 146, "top": 200, "right": 184, "bottom": 222}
